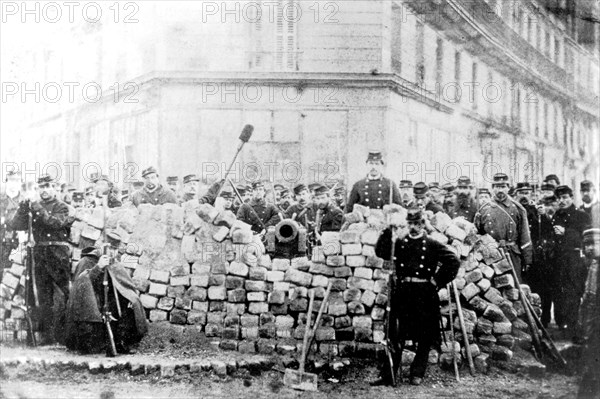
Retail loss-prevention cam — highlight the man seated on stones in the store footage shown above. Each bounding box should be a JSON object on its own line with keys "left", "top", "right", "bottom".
{"left": 131, "top": 166, "right": 178, "bottom": 207}
{"left": 65, "top": 231, "right": 148, "bottom": 355}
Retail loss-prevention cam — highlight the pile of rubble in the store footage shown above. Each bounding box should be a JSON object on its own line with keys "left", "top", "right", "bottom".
{"left": 0, "top": 201, "right": 541, "bottom": 372}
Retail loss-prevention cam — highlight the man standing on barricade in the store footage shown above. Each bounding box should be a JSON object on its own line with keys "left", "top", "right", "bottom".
{"left": 345, "top": 151, "right": 401, "bottom": 212}
{"left": 474, "top": 173, "right": 532, "bottom": 283}
{"left": 131, "top": 167, "right": 177, "bottom": 207}
{"left": 374, "top": 207, "right": 459, "bottom": 385}
{"left": 10, "top": 174, "right": 74, "bottom": 345}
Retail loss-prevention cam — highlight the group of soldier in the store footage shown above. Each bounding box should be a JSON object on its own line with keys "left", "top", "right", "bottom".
{"left": 0, "top": 151, "right": 599, "bottom": 393}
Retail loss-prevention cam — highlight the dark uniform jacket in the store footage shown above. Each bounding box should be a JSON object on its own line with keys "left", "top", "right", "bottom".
{"left": 580, "top": 201, "right": 600, "bottom": 229}
{"left": 1, "top": 193, "right": 23, "bottom": 250}
{"left": 11, "top": 197, "right": 72, "bottom": 243}
{"left": 345, "top": 175, "right": 401, "bottom": 213}
{"left": 474, "top": 197, "right": 533, "bottom": 265}
{"left": 285, "top": 202, "right": 315, "bottom": 229}
{"left": 314, "top": 202, "right": 343, "bottom": 233}
{"left": 426, "top": 201, "right": 444, "bottom": 214}
{"left": 553, "top": 205, "right": 591, "bottom": 251}
{"left": 450, "top": 197, "right": 478, "bottom": 222}
{"left": 237, "top": 198, "right": 280, "bottom": 233}
{"left": 131, "top": 185, "right": 178, "bottom": 207}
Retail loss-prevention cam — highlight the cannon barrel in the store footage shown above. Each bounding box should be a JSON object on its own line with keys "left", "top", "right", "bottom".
{"left": 274, "top": 219, "right": 301, "bottom": 243}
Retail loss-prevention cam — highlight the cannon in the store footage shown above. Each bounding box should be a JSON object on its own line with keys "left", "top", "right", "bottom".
{"left": 266, "top": 219, "right": 308, "bottom": 259}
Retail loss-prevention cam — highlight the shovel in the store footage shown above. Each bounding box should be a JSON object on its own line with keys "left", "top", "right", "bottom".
{"left": 284, "top": 289, "right": 317, "bottom": 391}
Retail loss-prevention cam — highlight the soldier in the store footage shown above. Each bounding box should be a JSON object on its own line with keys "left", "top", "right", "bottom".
{"left": 345, "top": 151, "right": 401, "bottom": 213}
{"left": 94, "top": 175, "right": 122, "bottom": 208}
{"left": 450, "top": 176, "right": 478, "bottom": 222}
{"left": 579, "top": 180, "right": 599, "bottom": 228}
{"left": 427, "top": 182, "right": 444, "bottom": 210}
{"left": 544, "top": 174, "right": 561, "bottom": 188}
{"left": 1, "top": 170, "right": 24, "bottom": 271}
{"left": 442, "top": 183, "right": 456, "bottom": 214}
{"left": 273, "top": 183, "right": 285, "bottom": 203}
{"left": 180, "top": 174, "right": 200, "bottom": 203}
{"left": 398, "top": 180, "right": 414, "bottom": 208}
{"left": 539, "top": 183, "right": 556, "bottom": 201}
{"left": 312, "top": 184, "right": 343, "bottom": 234}
{"left": 10, "top": 174, "right": 74, "bottom": 345}
{"left": 374, "top": 207, "right": 459, "bottom": 385}
{"left": 166, "top": 176, "right": 179, "bottom": 193}
{"left": 278, "top": 188, "right": 293, "bottom": 212}
{"left": 474, "top": 173, "right": 532, "bottom": 283}
{"left": 285, "top": 184, "right": 315, "bottom": 229}
{"left": 121, "top": 190, "right": 132, "bottom": 207}
{"left": 515, "top": 182, "right": 538, "bottom": 241}
{"left": 552, "top": 185, "right": 591, "bottom": 338}
{"left": 130, "top": 167, "right": 178, "bottom": 207}
{"left": 65, "top": 231, "right": 148, "bottom": 354}
{"left": 214, "top": 189, "right": 236, "bottom": 213}
{"left": 413, "top": 182, "right": 443, "bottom": 214}
{"left": 84, "top": 186, "right": 96, "bottom": 208}
{"left": 528, "top": 195, "right": 559, "bottom": 327}
{"left": 236, "top": 181, "right": 281, "bottom": 234}
{"left": 332, "top": 185, "right": 346, "bottom": 210}
{"left": 477, "top": 188, "right": 492, "bottom": 207}
{"left": 71, "top": 191, "right": 85, "bottom": 208}
{"left": 577, "top": 228, "right": 600, "bottom": 398}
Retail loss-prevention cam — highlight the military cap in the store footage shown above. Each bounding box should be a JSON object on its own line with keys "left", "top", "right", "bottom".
{"left": 37, "top": 174, "right": 53, "bottom": 186}
{"left": 85, "top": 186, "right": 95, "bottom": 195}
{"left": 457, "top": 176, "right": 471, "bottom": 188}
{"left": 580, "top": 180, "right": 594, "bottom": 191}
{"left": 293, "top": 184, "right": 308, "bottom": 195}
{"left": 544, "top": 174, "right": 560, "bottom": 186}
{"left": 279, "top": 188, "right": 290, "bottom": 197}
{"left": 555, "top": 185, "right": 573, "bottom": 197}
{"left": 183, "top": 174, "right": 200, "bottom": 184}
{"left": 273, "top": 184, "right": 285, "bottom": 191}
{"left": 245, "top": 184, "right": 253, "bottom": 192}
{"left": 492, "top": 173, "right": 510, "bottom": 185}
{"left": 72, "top": 191, "right": 84, "bottom": 201}
{"left": 413, "top": 182, "right": 428, "bottom": 197}
{"left": 236, "top": 185, "right": 247, "bottom": 195}
{"left": 399, "top": 180, "right": 413, "bottom": 189}
{"left": 5, "top": 169, "right": 20, "bottom": 178}
{"left": 540, "top": 183, "right": 555, "bottom": 191}
{"left": 93, "top": 174, "right": 111, "bottom": 184}
{"left": 132, "top": 181, "right": 144, "bottom": 189}
{"left": 515, "top": 182, "right": 532, "bottom": 192}
{"left": 89, "top": 172, "right": 99, "bottom": 182}
{"left": 121, "top": 189, "right": 129, "bottom": 199}
{"left": 313, "top": 185, "right": 329, "bottom": 196}
{"left": 308, "top": 183, "right": 321, "bottom": 193}
{"left": 428, "top": 182, "right": 440, "bottom": 190}
{"left": 406, "top": 207, "right": 424, "bottom": 222}
{"left": 366, "top": 151, "right": 383, "bottom": 164}
{"left": 220, "top": 189, "right": 235, "bottom": 199}
{"left": 81, "top": 246, "right": 102, "bottom": 259}
{"left": 442, "top": 183, "right": 455, "bottom": 192}
{"left": 583, "top": 228, "right": 600, "bottom": 243}
{"left": 542, "top": 195, "right": 558, "bottom": 205}
{"left": 142, "top": 166, "right": 158, "bottom": 178}
{"left": 67, "top": 184, "right": 76, "bottom": 192}
{"left": 478, "top": 188, "right": 491, "bottom": 196}
{"left": 334, "top": 185, "right": 345, "bottom": 195}
{"left": 251, "top": 181, "right": 265, "bottom": 190}
{"left": 167, "top": 176, "right": 179, "bottom": 184}
{"left": 106, "top": 230, "right": 122, "bottom": 246}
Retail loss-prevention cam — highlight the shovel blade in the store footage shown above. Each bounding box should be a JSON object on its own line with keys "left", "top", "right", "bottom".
{"left": 283, "top": 369, "right": 318, "bottom": 391}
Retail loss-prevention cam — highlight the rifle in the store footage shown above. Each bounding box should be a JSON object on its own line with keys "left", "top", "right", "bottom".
{"left": 382, "top": 177, "right": 397, "bottom": 386}
{"left": 24, "top": 203, "right": 39, "bottom": 346}
{"left": 101, "top": 196, "right": 118, "bottom": 357}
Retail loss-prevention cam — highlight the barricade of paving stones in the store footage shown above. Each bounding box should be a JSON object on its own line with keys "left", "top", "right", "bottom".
{"left": 0, "top": 201, "right": 541, "bottom": 373}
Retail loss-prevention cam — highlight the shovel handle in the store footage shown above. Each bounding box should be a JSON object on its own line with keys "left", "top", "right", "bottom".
{"left": 306, "top": 282, "right": 333, "bottom": 357}
{"left": 299, "top": 290, "right": 316, "bottom": 372}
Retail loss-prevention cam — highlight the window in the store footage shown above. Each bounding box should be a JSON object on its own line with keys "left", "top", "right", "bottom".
{"left": 436, "top": 38, "right": 444, "bottom": 95}
{"left": 391, "top": 4, "right": 403, "bottom": 75}
{"left": 472, "top": 62, "right": 478, "bottom": 111}
{"left": 416, "top": 21, "right": 425, "bottom": 85}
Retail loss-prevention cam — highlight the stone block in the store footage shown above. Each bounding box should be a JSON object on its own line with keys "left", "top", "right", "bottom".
{"left": 227, "top": 289, "right": 246, "bottom": 303}
{"left": 465, "top": 269, "right": 483, "bottom": 284}
{"left": 347, "top": 301, "right": 365, "bottom": 315}
{"left": 225, "top": 276, "right": 245, "bottom": 290}
{"left": 284, "top": 269, "right": 312, "bottom": 287}
{"left": 258, "top": 323, "right": 277, "bottom": 338}
{"left": 361, "top": 245, "right": 376, "bottom": 257}
{"left": 249, "top": 302, "right": 269, "bottom": 314}
{"left": 187, "top": 310, "right": 207, "bottom": 325}
{"left": 226, "top": 303, "right": 245, "bottom": 315}
{"left": 148, "top": 283, "right": 168, "bottom": 297}
{"left": 484, "top": 287, "right": 505, "bottom": 305}
{"left": 480, "top": 265, "right": 495, "bottom": 279}
{"left": 325, "top": 255, "right": 345, "bottom": 267}
{"left": 330, "top": 278, "right": 347, "bottom": 291}
{"left": 309, "top": 263, "right": 335, "bottom": 276}
{"left": 209, "top": 301, "right": 225, "bottom": 312}
{"left": 503, "top": 288, "right": 520, "bottom": 302}
{"left": 245, "top": 280, "right": 268, "bottom": 292}
{"left": 175, "top": 296, "right": 192, "bottom": 310}
{"left": 247, "top": 292, "right": 266, "bottom": 302}
{"left": 192, "top": 301, "right": 208, "bottom": 312}
{"left": 228, "top": 261, "right": 249, "bottom": 277}
{"left": 491, "top": 345, "right": 513, "bottom": 361}
{"left": 492, "top": 259, "right": 512, "bottom": 275}
{"left": 483, "top": 303, "right": 507, "bottom": 322}
{"left": 311, "top": 275, "right": 329, "bottom": 288}
{"left": 191, "top": 262, "right": 211, "bottom": 275}
{"left": 343, "top": 288, "right": 362, "bottom": 302}
{"left": 494, "top": 274, "right": 515, "bottom": 289}
{"left": 273, "top": 281, "right": 290, "bottom": 291}
{"left": 157, "top": 297, "right": 175, "bottom": 311}
{"left": 291, "top": 256, "right": 311, "bottom": 271}
{"left": 461, "top": 283, "right": 480, "bottom": 301}
{"left": 170, "top": 276, "right": 190, "bottom": 287}
{"left": 360, "top": 229, "right": 379, "bottom": 246}
{"left": 272, "top": 258, "right": 290, "bottom": 271}
{"left": 341, "top": 243, "right": 362, "bottom": 256}
{"left": 361, "top": 290, "right": 376, "bottom": 307}
{"left": 334, "top": 266, "right": 353, "bottom": 278}
{"left": 204, "top": 323, "right": 222, "bottom": 337}
{"left": 366, "top": 256, "right": 384, "bottom": 269}
{"left": 493, "top": 321, "right": 513, "bottom": 335}
{"left": 446, "top": 224, "right": 467, "bottom": 242}
{"left": 347, "top": 277, "right": 374, "bottom": 291}
{"left": 231, "top": 229, "right": 253, "bottom": 244}
{"left": 268, "top": 290, "right": 286, "bottom": 304}
{"left": 354, "top": 267, "right": 373, "bottom": 280}
{"left": 328, "top": 298, "right": 347, "bottom": 316}
{"left": 345, "top": 255, "right": 366, "bottom": 267}
{"left": 248, "top": 266, "right": 267, "bottom": 281}
{"left": 186, "top": 286, "right": 207, "bottom": 301}
{"left": 352, "top": 315, "right": 372, "bottom": 329}
{"left": 315, "top": 327, "right": 336, "bottom": 341}
{"left": 149, "top": 309, "right": 168, "bottom": 322}
{"left": 289, "top": 298, "right": 308, "bottom": 312}
{"left": 477, "top": 278, "right": 491, "bottom": 292}
{"left": 266, "top": 270, "right": 285, "bottom": 282}
{"left": 499, "top": 301, "right": 518, "bottom": 321}
{"left": 208, "top": 286, "right": 226, "bottom": 300}
{"left": 170, "top": 309, "right": 188, "bottom": 325}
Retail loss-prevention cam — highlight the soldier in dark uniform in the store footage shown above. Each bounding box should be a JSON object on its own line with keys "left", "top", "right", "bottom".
{"left": 474, "top": 173, "right": 532, "bottom": 283}
{"left": 528, "top": 195, "right": 559, "bottom": 327}
{"left": 166, "top": 176, "right": 179, "bottom": 193}
{"left": 71, "top": 191, "right": 85, "bottom": 208}
{"left": 284, "top": 184, "right": 315, "bottom": 229}
{"left": 312, "top": 184, "right": 343, "bottom": 234}
{"left": 539, "top": 183, "right": 556, "bottom": 202}
{"left": 332, "top": 185, "right": 346, "bottom": 210}
{"left": 374, "top": 207, "right": 459, "bottom": 385}
{"left": 84, "top": 186, "right": 96, "bottom": 208}
{"left": 345, "top": 151, "right": 401, "bottom": 213}
{"left": 413, "top": 182, "right": 443, "bottom": 214}
{"left": 427, "top": 182, "right": 444, "bottom": 210}
{"left": 10, "top": 175, "right": 74, "bottom": 345}
{"left": 552, "top": 185, "right": 591, "bottom": 337}
{"left": 398, "top": 180, "right": 414, "bottom": 208}
{"left": 131, "top": 167, "right": 178, "bottom": 207}
{"left": 442, "top": 183, "right": 456, "bottom": 214}
{"left": 579, "top": 180, "right": 599, "bottom": 228}
{"left": 1, "top": 170, "right": 24, "bottom": 271}
{"left": 180, "top": 174, "right": 200, "bottom": 203}
{"left": 450, "top": 176, "right": 478, "bottom": 222}
{"left": 278, "top": 188, "right": 293, "bottom": 212}
{"left": 219, "top": 189, "right": 237, "bottom": 213}
{"left": 477, "top": 187, "right": 492, "bottom": 207}
{"left": 273, "top": 183, "right": 285, "bottom": 203}
{"left": 236, "top": 181, "right": 280, "bottom": 234}
{"left": 94, "top": 175, "right": 122, "bottom": 208}
{"left": 544, "top": 174, "right": 560, "bottom": 188}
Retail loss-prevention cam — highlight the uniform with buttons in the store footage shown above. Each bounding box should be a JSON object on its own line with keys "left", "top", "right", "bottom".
{"left": 131, "top": 185, "right": 178, "bottom": 207}
{"left": 237, "top": 198, "right": 281, "bottom": 234}
{"left": 450, "top": 197, "right": 478, "bottom": 223}
{"left": 345, "top": 176, "right": 402, "bottom": 213}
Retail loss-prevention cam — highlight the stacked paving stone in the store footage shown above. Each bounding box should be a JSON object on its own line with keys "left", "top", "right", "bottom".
{"left": 0, "top": 248, "right": 30, "bottom": 341}
{"left": 0, "top": 201, "right": 542, "bottom": 372}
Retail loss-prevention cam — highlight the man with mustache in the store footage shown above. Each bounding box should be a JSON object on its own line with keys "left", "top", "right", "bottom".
{"left": 285, "top": 184, "right": 316, "bottom": 230}
{"left": 579, "top": 180, "right": 599, "bottom": 228}
{"left": 552, "top": 185, "right": 591, "bottom": 340}
{"left": 413, "top": 182, "right": 443, "bottom": 214}
{"left": 345, "top": 151, "right": 401, "bottom": 212}
{"left": 130, "top": 167, "right": 178, "bottom": 207}
{"left": 450, "top": 176, "right": 478, "bottom": 223}
{"left": 237, "top": 181, "right": 281, "bottom": 235}
{"left": 474, "top": 173, "right": 532, "bottom": 283}
{"left": 442, "top": 183, "right": 456, "bottom": 214}
{"left": 374, "top": 207, "right": 459, "bottom": 386}
{"left": 398, "top": 180, "right": 415, "bottom": 209}
{"left": 10, "top": 174, "right": 75, "bottom": 345}
{"left": 477, "top": 187, "right": 492, "bottom": 207}
{"left": 427, "top": 183, "right": 444, "bottom": 209}
{"left": 311, "top": 184, "right": 343, "bottom": 235}
{"left": 93, "top": 175, "right": 122, "bottom": 208}
{"left": 1, "top": 170, "right": 24, "bottom": 271}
